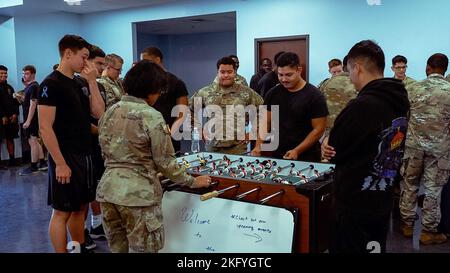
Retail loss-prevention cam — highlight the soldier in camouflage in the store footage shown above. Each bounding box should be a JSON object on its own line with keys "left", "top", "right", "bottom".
{"left": 97, "top": 53, "right": 125, "bottom": 109}
{"left": 97, "top": 61, "right": 211, "bottom": 253}
{"left": 190, "top": 56, "right": 263, "bottom": 155}
{"left": 213, "top": 55, "right": 249, "bottom": 87}
{"left": 399, "top": 53, "right": 450, "bottom": 245}
{"left": 317, "top": 58, "right": 344, "bottom": 90}
{"left": 319, "top": 70, "right": 357, "bottom": 134}
{"left": 391, "top": 55, "right": 416, "bottom": 90}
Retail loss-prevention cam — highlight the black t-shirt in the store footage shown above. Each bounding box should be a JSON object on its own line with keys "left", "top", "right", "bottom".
{"left": 258, "top": 71, "right": 279, "bottom": 98}
{"left": 0, "top": 82, "right": 19, "bottom": 118}
{"left": 264, "top": 83, "right": 328, "bottom": 161}
{"left": 38, "top": 71, "right": 92, "bottom": 155}
{"left": 152, "top": 72, "right": 188, "bottom": 126}
{"left": 22, "top": 81, "right": 39, "bottom": 123}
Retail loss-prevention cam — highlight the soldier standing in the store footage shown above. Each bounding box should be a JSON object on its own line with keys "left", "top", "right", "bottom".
{"left": 98, "top": 53, "right": 125, "bottom": 109}
{"left": 319, "top": 57, "right": 357, "bottom": 135}
{"left": 391, "top": 55, "right": 416, "bottom": 89}
{"left": 399, "top": 53, "right": 450, "bottom": 245}
{"left": 97, "top": 60, "right": 211, "bottom": 253}
{"left": 190, "top": 56, "right": 263, "bottom": 155}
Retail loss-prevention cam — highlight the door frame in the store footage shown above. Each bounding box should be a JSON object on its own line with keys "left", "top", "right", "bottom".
{"left": 254, "top": 34, "right": 310, "bottom": 81}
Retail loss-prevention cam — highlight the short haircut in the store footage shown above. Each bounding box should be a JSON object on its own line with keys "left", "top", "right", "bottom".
{"left": 123, "top": 60, "right": 167, "bottom": 99}
{"left": 274, "top": 51, "right": 285, "bottom": 64}
{"left": 276, "top": 52, "right": 300, "bottom": 68}
{"left": 23, "top": 65, "right": 36, "bottom": 74}
{"left": 347, "top": 40, "right": 385, "bottom": 74}
{"left": 105, "top": 53, "right": 124, "bottom": 66}
{"left": 58, "top": 34, "right": 91, "bottom": 58}
{"left": 0, "top": 65, "right": 8, "bottom": 71}
{"left": 328, "top": 58, "right": 342, "bottom": 69}
{"left": 427, "top": 53, "right": 448, "bottom": 73}
{"left": 141, "top": 47, "right": 163, "bottom": 62}
{"left": 88, "top": 45, "right": 106, "bottom": 60}
{"left": 217, "top": 56, "right": 236, "bottom": 70}
{"left": 343, "top": 55, "right": 348, "bottom": 67}
{"left": 228, "top": 54, "right": 238, "bottom": 60}
{"left": 392, "top": 55, "right": 407, "bottom": 66}
{"left": 53, "top": 64, "right": 59, "bottom": 71}
{"left": 262, "top": 58, "right": 271, "bottom": 63}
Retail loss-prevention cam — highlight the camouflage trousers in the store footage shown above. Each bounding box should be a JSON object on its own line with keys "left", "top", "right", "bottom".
{"left": 399, "top": 149, "right": 450, "bottom": 232}
{"left": 206, "top": 142, "right": 248, "bottom": 155}
{"left": 100, "top": 202, "right": 164, "bottom": 253}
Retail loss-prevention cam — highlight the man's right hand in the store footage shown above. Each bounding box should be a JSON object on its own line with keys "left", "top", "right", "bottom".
{"left": 251, "top": 147, "right": 261, "bottom": 157}
{"left": 55, "top": 163, "right": 72, "bottom": 184}
{"left": 23, "top": 121, "right": 30, "bottom": 129}
{"left": 191, "top": 175, "right": 212, "bottom": 188}
{"left": 2, "top": 117, "right": 8, "bottom": 125}
{"left": 321, "top": 136, "right": 336, "bottom": 161}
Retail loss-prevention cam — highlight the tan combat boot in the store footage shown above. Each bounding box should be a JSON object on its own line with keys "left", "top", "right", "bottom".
{"left": 419, "top": 231, "right": 447, "bottom": 245}
{"left": 400, "top": 224, "right": 414, "bottom": 238}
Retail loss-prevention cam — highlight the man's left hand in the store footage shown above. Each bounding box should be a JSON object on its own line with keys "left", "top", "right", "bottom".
{"left": 283, "top": 149, "right": 299, "bottom": 160}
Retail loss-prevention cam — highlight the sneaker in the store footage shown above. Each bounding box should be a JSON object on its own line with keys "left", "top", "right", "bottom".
{"left": 90, "top": 224, "right": 106, "bottom": 240}
{"left": 19, "top": 166, "right": 39, "bottom": 176}
{"left": 400, "top": 224, "right": 414, "bottom": 238}
{"left": 38, "top": 162, "right": 48, "bottom": 171}
{"left": 80, "top": 244, "right": 95, "bottom": 253}
{"left": 84, "top": 229, "right": 97, "bottom": 250}
{"left": 419, "top": 231, "right": 447, "bottom": 245}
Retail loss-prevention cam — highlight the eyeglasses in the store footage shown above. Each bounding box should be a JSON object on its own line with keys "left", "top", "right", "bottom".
{"left": 110, "top": 66, "right": 122, "bottom": 72}
{"left": 394, "top": 66, "right": 407, "bottom": 70}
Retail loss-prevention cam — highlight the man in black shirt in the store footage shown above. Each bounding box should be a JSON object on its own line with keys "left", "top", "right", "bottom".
{"left": 322, "top": 40, "right": 409, "bottom": 253}
{"left": 252, "top": 52, "right": 328, "bottom": 162}
{"left": 0, "top": 65, "right": 20, "bottom": 166}
{"left": 257, "top": 51, "right": 285, "bottom": 98}
{"left": 38, "top": 35, "right": 105, "bottom": 253}
{"left": 19, "top": 65, "right": 46, "bottom": 175}
{"left": 250, "top": 58, "right": 272, "bottom": 93}
{"left": 141, "top": 47, "right": 189, "bottom": 153}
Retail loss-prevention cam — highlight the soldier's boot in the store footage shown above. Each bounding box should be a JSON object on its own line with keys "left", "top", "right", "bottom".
{"left": 419, "top": 231, "right": 447, "bottom": 245}
{"left": 400, "top": 224, "right": 414, "bottom": 238}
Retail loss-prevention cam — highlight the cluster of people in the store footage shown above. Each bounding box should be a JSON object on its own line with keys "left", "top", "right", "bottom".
{"left": 2, "top": 32, "right": 450, "bottom": 254}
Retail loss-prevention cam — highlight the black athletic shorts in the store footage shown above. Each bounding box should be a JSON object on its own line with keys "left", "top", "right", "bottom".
{"left": 23, "top": 119, "right": 39, "bottom": 139}
{"left": 4, "top": 122, "right": 19, "bottom": 140}
{"left": 47, "top": 152, "right": 95, "bottom": 212}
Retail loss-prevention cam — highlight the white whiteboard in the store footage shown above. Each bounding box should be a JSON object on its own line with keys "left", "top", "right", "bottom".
{"left": 160, "top": 191, "right": 295, "bottom": 253}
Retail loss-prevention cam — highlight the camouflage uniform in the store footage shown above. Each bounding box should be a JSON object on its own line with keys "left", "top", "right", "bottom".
{"left": 97, "top": 95, "right": 194, "bottom": 253}
{"left": 97, "top": 75, "right": 125, "bottom": 109}
{"left": 319, "top": 72, "right": 357, "bottom": 134}
{"left": 317, "top": 77, "right": 330, "bottom": 90}
{"left": 189, "top": 82, "right": 263, "bottom": 155}
{"left": 400, "top": 74, "right": 450, "bottom": 232}
{"left": 402, "top": 76, "right": 416, "bottom": 89}
{"left": 213, "top": 73, "right": 249, "bottom": 87}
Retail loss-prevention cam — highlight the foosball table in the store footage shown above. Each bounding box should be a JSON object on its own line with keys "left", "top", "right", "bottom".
{"left": 162, "top": 152, "right": 334, "bottom": 253}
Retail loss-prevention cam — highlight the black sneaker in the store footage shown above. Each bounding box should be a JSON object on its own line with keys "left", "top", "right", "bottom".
{"left": 84, "top": 229, "right": 97, "bottom": 250}
{"left": 80, "top": 244, "right": 95, "bottom": 253}
{"left": 90, "top": 224, "right": 107, "bottom": 240}
{"left": 19, "top": 166, "right": 39, "bottom": 176}
{"left": 38, "top": 162, "right": 48, "bottom": 171}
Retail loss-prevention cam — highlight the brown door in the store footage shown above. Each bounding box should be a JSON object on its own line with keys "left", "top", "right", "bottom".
{"left": 255, "top": 35, "right": 309, "bottom": 81}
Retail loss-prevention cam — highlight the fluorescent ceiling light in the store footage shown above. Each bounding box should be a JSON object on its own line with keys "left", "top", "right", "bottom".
{"left": 64, "top": 0, "right": 85, "bottom": 6}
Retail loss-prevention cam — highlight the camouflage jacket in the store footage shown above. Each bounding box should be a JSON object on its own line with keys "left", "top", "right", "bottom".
{"left": 406, "top": 73, "right": 450, "bottom": 156}
{"left": 402, "top": 76, "right": 417, "bottom": 91}
{"left": 97, "top": 95, "right": 194, "bottom": 206}
{"left": 320, "top": 72, "right": 357, "bottom": 131}
{"left": 97, "top": 76, "right": 125, "bottom": 109}
{"left": 189, "top": 82, "right": 263, "bottom": 148}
